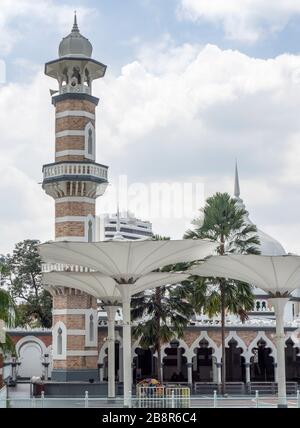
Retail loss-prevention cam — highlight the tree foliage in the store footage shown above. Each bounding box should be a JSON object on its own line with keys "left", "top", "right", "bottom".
{"left": 1, "top": 240, "right": 52, "bottom": 328}
{"left": 184, "top": 192, "right": 260, "bottom": 393}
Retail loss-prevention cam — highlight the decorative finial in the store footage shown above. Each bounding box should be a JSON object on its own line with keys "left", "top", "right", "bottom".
{"left": 234, "top": 159, "right": 240, "bottom": 199}
{"left": 72, "top": 10, "right": 79, "bottom": 32}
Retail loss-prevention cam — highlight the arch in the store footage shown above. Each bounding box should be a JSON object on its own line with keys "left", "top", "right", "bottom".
{"left": 98, "top": 331, "right": 123, "bottom": 363}
{"left": 85, "top": 214, "right": 95, "bottom": 243}
{"left": 52, "top": 321, "right": 67, "bottom": 360}
{"left": 98, "top": 331, "right": 123, "bottom": 382}
{"left": 16, "top": 336, "right": 48, "bottom": 379}
{"left": 225, "top": 331, "right": 247, "bottom": 355}
{"left": 246, "top": 331, "right": 277, "bottom": 363}
{"left": 248, "top": 332, "right": 276, "bottom": 382}
{"left": 15, "top": 336, "right": 47, "bottom": 357}
{"left": 190, "top": 331, "right": 221, "bottom": 362}
{"left": 85, "top": 122, "right": 95, "bottom": 160}
{"left": 161, "top": 339, "right": 190, "bottom": 361}
{"left": 85, "top": 308, "right": 97, "bottom": 347}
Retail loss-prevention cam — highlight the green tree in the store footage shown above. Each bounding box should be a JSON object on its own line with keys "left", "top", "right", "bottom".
{"left": 131, "top": 234, "right": 193, "bottom": 382}
{"left": 131, "top": 284, "right": 194, "bottom": 382}
{"left": 184, "top": 192, "right": 260, "bottom": 394}
{"left": 1, "top": 240, "right": 52, "bottom": 328}
{"left": 0, "top": 264, "right": 16, "bottom": 360}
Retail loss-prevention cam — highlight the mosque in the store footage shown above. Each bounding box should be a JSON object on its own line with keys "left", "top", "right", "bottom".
{"left": 2, "top": 16, "right": 300, "bottom": 396}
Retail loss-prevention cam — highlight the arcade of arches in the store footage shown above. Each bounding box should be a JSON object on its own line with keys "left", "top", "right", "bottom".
{"left": 5, "top": 329, "right": 300, "bottom": 384}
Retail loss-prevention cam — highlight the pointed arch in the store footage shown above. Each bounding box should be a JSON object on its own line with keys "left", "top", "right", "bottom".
{"left": 190, "top": 331, "right": 221, "bottom": 362}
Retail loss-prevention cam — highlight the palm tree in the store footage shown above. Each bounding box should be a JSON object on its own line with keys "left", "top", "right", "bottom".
{"left": 131, "top": 234, "right": 193, "bottom": 382}
{"left": 184, "top": 192, "right": 260, "bottom": 394}
{"left": 131, "top": 283, "right": 193, "bottom": 382}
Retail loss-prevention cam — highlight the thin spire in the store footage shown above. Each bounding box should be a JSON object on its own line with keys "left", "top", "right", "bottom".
{"left": 113, "top": 202, "right": 124, "bottom": 240}
{"left": 72, "top": 10, "right": 79, "bottom": 32}
{"left": 234, "top": 160, "right": 240, "bottom": 198}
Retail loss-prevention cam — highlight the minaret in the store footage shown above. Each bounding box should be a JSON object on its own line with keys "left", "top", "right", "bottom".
{"left": 42, "top": 15, "right": 108, "bottom": 382}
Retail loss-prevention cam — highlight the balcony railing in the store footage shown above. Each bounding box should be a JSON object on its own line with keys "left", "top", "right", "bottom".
{"left": 61, "top": 84, "right": 90, "bottom": 95}
{"left": 42, "top": 263, "right": 94, "bottom": 273}
{"left": 43, "top": 162, "right": 108, "bottom": 181}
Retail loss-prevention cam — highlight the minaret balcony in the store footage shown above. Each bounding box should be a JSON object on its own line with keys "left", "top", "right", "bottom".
{"left": 42, "top": 161, "right": 108, "bottom": 198}
{"left": 61, "top": 83, "right": 91, "bottom": 95}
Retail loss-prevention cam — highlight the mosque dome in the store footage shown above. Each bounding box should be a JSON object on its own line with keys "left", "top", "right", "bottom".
{"left": 59, "top": 14, "right": 92, "bottom": 58}
{"left": 256, "top": 229, "right": 286, "bottom": 256}
{"left": 233, "top": 163, "right": 286, "bottom": 256}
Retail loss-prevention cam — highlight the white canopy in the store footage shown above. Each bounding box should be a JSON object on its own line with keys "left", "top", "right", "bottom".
{"left": 42, "top": 271, "right": 190, "bottom": 302}
{"left": 190, "top": 255, "right": 300, "bottom": 295}
{"left": 39, "top": 239, "right": 217, "bottom": 281}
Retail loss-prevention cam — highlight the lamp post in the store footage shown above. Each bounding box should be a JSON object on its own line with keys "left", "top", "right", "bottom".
{"left": 11, "top": 356, "right": 20, "bottom": 382}
{"left": 42, "top": 354, "right": 50, "bottom": 381}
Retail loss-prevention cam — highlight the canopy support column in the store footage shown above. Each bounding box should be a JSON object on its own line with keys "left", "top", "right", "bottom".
{"left": 118, "top": 285, "right": 132, "bottom": 407}
{"left": 269, "top": 297, "right": 289, "bottom": 408}
{"left": 104, "top": 305, "right": 118, "bottom": 399}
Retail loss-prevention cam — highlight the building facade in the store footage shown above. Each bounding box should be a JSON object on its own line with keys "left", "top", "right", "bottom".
{"left": 96, "top": 212, "right": 153, "bottom": 241}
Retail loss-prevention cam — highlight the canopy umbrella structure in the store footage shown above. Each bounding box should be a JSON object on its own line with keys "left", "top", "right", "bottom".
{"left": 39, "top": 239, "right": 217, "bottom": 404}
{"left": 43, "top": 270, "right": 190, "bottom": 400}
{"left": 190, "top": 254, "right": 300, "bottom": 407}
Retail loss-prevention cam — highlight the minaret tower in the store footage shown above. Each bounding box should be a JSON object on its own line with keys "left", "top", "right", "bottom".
{"left": 42, "top": 14, "right": 108, "bottom": 381}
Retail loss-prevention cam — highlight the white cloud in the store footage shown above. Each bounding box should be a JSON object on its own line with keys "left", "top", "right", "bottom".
{"left": 1, "top": 39, "right": 300, "bottom": 254}
{"left": 178, "top": 0, "right": 300, "bottom": 43}
{"left": 0, "top": 0, "right": 94, "bottom": 54}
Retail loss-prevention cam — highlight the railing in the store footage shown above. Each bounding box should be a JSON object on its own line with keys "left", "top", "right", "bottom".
{"left": 61, "top": 84, "right": 90, "bottom": 95}
{"left": 191, "top": 319, "right": 300, "bottom": 327}
{"left": 42, "top": 263, "right": 94, "bottom": 273}
{"left": 2, "top": 390, "right": 300, "bottom": 408}
{"left": 249, "top": 382, "right": 298, "bottom": 395}
{"left": 43, "top": 162, "right": 108, "bottom": 181}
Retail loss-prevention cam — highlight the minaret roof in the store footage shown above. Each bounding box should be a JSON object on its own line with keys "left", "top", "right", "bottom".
{"left": 58, "top": 14, "right": 93, "bottom": 58}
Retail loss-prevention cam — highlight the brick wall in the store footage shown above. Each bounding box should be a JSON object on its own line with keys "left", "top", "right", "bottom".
{"left": 55, "top": 99, "right": 96, "bottom": 114}
{"left": 55, "top": 221, "right": 85, "bottom": 238}
{"left": 55, "top": 202, "right": 95, "bottom": 217}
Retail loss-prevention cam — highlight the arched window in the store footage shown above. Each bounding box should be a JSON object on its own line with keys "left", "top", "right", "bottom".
{"left": 88, "top": 220, "right": 93, "bottom": 242}
{"left": 89, "top": 314, "right": 94, "bottom": 342}
{"left": 88, "top": 128, "right": 93, "bottom": 154}
{"left": 57, "top": 328, "right": 63, "bottom": 355}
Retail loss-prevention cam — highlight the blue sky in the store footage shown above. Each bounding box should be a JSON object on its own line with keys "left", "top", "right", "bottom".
{"left": 1, "top": 0, "right": 300, "bottom": 254}
{"left": 5, "top": 0, "right": 300, "bottom": 83}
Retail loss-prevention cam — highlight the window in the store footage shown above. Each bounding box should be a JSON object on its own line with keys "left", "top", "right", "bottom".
{"left": 88, "top": 128, "right": 93, "bottom": 154}
{"left": 88, "top": 220, "right": 93, "bottom": 242}
{"left": 89, "top": 314, "right": 94, "bottom": 342}
{"left": 57, "top": 328, "right": 63, "bottom": 355}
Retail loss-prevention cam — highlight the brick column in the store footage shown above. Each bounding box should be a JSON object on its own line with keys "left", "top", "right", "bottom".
{"left": 51, "top": 288, "right": 99, "bottom": 381}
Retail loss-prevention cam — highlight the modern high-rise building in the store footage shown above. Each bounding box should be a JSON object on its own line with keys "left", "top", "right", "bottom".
{"left": 41, "top": 14, "right": 108, "bottom": 381}
{"left": 96, "top": 212, "right": 153, "bottom": 241}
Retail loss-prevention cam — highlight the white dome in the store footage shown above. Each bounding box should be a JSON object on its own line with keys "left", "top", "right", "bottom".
{"left": 256, "top": 229, "right": 286, "bottom": 256}
{"left": 233, "top": 162, "right": 286, "bottom": 256}
{"left": 59, "top": 15, "right": 92, "bottom": 58}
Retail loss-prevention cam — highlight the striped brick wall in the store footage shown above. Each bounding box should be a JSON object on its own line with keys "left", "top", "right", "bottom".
{"left": 52, "top": 292, "right": 98, "bottom": 371}
{"left": 55, "top": 99, "right": 96, "bottom": 163}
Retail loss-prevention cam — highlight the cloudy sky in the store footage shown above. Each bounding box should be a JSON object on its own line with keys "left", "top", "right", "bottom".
{"left": 1, "top": 0, "right": 300, "bottom": 254}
